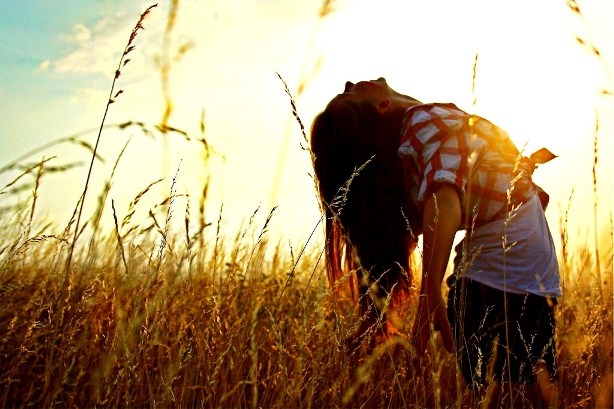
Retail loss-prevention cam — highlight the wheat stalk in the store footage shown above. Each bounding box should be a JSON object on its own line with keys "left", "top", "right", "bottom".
{"left": 45, "top": 6, "right": 158, "bottom": 405}
{"left": 63, "top": 3, "right": 158, "bottom": 284}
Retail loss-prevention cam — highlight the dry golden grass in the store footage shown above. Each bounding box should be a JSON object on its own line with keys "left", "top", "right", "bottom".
{"left": 0, "top": 196, "right": 612, "bottom": 408}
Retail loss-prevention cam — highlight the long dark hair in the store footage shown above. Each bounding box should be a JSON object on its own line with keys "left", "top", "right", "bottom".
{"left": 310, "top": 97, "right": 420, "bottom": 320}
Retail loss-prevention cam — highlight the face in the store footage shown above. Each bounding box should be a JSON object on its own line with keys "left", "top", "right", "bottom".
{"left": 331, "top": 77, "right": 392, "bottom": 107}
{"left": 343, "top": 77, "right": 387, "bottom": 93}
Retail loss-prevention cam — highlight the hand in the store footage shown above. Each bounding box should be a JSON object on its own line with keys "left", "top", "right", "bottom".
{"left": 411, "top": 293, "right": 455, "bottom": 354}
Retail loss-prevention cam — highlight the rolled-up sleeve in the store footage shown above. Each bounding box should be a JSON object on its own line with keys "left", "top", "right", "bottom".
{"left": 399, "top": 104, "right": 486, "bottom": 210}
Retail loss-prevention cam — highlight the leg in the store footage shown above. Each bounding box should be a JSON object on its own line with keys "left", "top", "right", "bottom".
{"left": 481, "top": 380, "right": 550, "bottom": 409}
{"left": 489, "top": 293, "right": 558, "bottom": 409}
{"left": 447, "top": 277, "right": 498, "bottom": 392}
{"left": 534, "top": 361, "right": 558, "bottom": 408}
{"left": 448, "top": 279, "right": 559, "bottom": 408}
{"left": 480, "top": 380, "right": 501, "bottom": 409}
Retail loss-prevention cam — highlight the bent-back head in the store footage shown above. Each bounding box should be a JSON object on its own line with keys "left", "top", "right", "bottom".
{"left": 310, "top": 85, "right": 420, "bottom": 301}
{"left": 311, "top": 97, "right": 393, "bottom": 211}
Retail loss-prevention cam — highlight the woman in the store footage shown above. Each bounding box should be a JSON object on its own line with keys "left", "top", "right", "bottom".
{"left": 310, "top": 78, "right": 561, "bottom": 407}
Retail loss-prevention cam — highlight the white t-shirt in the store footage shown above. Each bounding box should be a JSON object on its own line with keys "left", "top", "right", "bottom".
{"left": 453, "top": 194, "right": 562, "bottom": 297}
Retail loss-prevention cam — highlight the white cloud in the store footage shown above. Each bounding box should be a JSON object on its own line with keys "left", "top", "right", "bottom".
{"left": 38, "top": 59, "right": 51, "bottom": 71}
{"left": 68, "top": 87, "right": 109, "bottom": 106}
{"left": 50, "top": 6, "right": 163, "bottom": 76}
{"left": 51, "top": 42, "right": 118, "bottom": 74}
{"left": 71, "top": 23, "right": 92, "bottom": 44}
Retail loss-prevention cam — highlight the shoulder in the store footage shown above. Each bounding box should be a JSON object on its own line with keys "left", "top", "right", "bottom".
{"left": 399, "top": 103, "right": 468, "bottom": 151}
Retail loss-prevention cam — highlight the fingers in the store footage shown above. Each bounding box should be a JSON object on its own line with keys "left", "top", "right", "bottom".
{"left": 411, "top": 322, "right": 431, "bottom": 354}
{"left": 410, "top": 297, "right": 431, "bottom": 353}
{"left": 438, "top": 320, "right": 456, "bottom": 353}
{"left": 412, "top": 322, "right": 455, "bottom": 353}
{"left": 411, "top": 301, "right": 456, "bottom": 354}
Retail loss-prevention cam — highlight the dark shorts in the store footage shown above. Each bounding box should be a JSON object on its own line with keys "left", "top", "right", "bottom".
{"left": 446, "top": 277, "right": 557, "bottom": 390}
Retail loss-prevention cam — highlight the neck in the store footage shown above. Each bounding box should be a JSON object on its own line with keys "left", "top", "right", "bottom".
{"left": 386, "top": 95, "right": 421, "bottom": 130}
{"left": 392, "top": 92, "right": 422, "bottom": 106}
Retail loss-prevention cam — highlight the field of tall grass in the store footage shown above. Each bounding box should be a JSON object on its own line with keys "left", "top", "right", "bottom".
{"left": 1, "top": 2, "right": 612, "bottom": 408}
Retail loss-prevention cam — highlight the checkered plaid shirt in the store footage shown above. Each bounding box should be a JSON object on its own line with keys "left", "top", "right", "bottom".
{"left": 398, "top": 103, "right": 544, "bottom": 226}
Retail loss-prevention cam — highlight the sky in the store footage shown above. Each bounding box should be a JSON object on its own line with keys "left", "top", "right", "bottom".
{"left": 0, "top": 0, "right": 612, "bottom": 254}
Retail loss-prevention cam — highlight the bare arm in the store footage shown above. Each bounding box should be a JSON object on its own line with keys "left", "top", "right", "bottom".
{"left": 411, "top": 184, "right": 460, "bottom": 353}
